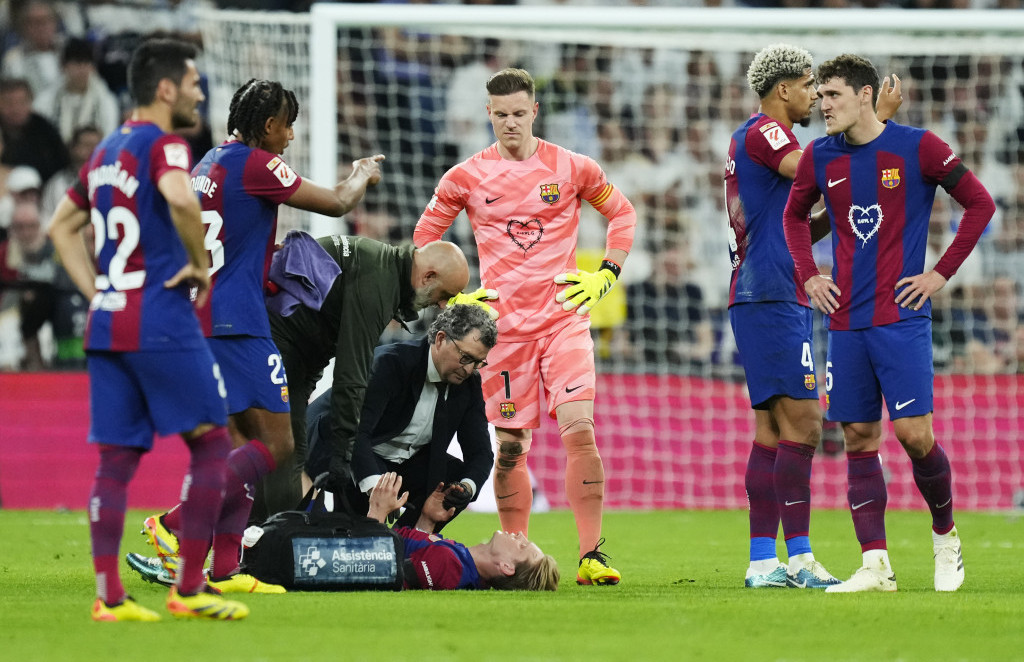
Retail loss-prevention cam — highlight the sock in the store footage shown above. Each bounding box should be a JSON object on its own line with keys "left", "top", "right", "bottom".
{"left": 90, "top": 445, "right": 142, "bottom": 605}
{"left": 178, "top": 427, "right": 231, "bottom": 595}
{"left": 745, "top": 442, "right": 779, "bottom": 562}
{"left": 561, "top": 418, "right": 604, "bottom": 557}
{"left": 847, "top": 451, "right": 888, "bottom": 553}
{"left": 911, "top": 443, "right": 955, "bottom": 535}
{"left": 788, "top": 551, "right": 815, "bottom": 574}
{"left": 775, "top": 440, "right": 815, "bottom": 557}
{"left": 161, "top": 503, "right": 182, "bottom": 537}
{"left": 211, "top": 440, "right": 276, "bottom": 579}
{"left": 863, "top": 548, "right": 892, "bottom": 572}
{"left": 494, "top": 435, "right": 533, "bottom": 537}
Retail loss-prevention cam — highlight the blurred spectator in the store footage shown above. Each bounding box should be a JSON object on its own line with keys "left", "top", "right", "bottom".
{"left": 0, "top": 77, "right": 69, "bottom": 182}
{"left": 34, "top": 37, "right": 120, "bottom": 143}
{"left": 2, "top": 0, "right": 63, "bottom": 98}
{"left": 0, "top": 164, "right": 42, "bottom": 240}
{"left": 0, "top": 200, "right": 56, "bottom": 370}
{"left": 41, "top": 124, "right": 100, "bottom": 222}
{"left": 625, "top": 241, "right": 713, "bottom": 374}
{"left": 443, "top": 37, "right": 506, "bottom": 163}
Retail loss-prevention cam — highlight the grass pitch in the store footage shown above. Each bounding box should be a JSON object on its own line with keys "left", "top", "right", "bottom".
{"left": 1, "top": 508, "right": 1021, "bottom": 661}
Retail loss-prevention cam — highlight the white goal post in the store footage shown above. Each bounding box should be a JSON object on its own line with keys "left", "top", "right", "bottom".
{"left": 199, "top": 4, "right": 1024, "bottom": 511}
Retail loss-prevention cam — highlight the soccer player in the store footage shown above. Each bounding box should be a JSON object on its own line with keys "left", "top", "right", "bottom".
{"left": 784, "top": 54, "right": 995, "bottom": 592}
{"left": 368, "top": 473, "right": 560, "bottom": 591}
{"left": 47, "top": 38, "right": 248, "bottom": 621}
{"left": 138, "top": 79, "right": 385, "bottom": 592}
{"left": 414, "top": 67, "right": 636, "bottom": 585}
{"left": 726, "top": 44, "right": 901, "bottom": 589}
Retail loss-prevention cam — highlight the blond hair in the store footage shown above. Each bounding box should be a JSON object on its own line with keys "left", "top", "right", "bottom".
{"left": 489, "top": 553, "right": 560, "bottom": 591}
{"left": 747, "top": 43, "right": 814, "bottom": 99}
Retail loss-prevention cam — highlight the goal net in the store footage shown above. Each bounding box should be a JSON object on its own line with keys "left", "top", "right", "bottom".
{"left": 198, "top": 4, "right": 1024, "bottom": 511}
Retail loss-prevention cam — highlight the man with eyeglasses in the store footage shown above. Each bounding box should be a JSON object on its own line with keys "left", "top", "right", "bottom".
{"left": 305, "top": 304, "right": 498, "bottom": 530}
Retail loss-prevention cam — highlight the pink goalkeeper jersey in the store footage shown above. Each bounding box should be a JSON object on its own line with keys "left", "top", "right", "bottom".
{"left": 416, "top": 140, "right": 628, "bottom": 341}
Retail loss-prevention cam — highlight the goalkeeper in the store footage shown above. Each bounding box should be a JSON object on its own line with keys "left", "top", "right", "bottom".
{"left": 415, "top": 67, "right": 636, "bottom": 586}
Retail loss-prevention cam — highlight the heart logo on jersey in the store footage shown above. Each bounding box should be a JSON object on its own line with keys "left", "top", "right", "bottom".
{"left": 507, "top": 219, "right": 544, "bottom": 253}
{"left": 848, "top": 204, "right": 883, "bottom": 246}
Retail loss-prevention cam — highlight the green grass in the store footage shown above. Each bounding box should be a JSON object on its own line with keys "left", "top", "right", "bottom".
{"left": 1, "top": 508, "right": 1022, "bottom": 661}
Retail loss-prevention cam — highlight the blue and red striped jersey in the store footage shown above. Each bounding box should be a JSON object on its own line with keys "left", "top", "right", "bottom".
{"left": 784, "top": 120, "right": 992, "bottom": 331}
{"left": 725, "top": 113, "right": 809, "bottom": 307}
{"left": 69, "top": 121, "right": 205, "bottom": 352}
{"left": 191, "top": 139, "right": 301, "bottom": 338}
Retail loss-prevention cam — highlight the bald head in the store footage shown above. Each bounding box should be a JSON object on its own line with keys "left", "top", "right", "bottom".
{"left": 411, "top": 241, "right": 470, "bottom": 311}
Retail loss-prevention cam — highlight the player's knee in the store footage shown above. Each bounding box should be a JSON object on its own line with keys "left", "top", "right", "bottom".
{"left": 896, "top": 427, "right": 934, "bottom": 459}
{"left": 558, "top": 417, "right": 596, "bottom": 454}
{"left": 497, "top": 440, "right": 528, "bottom": 470}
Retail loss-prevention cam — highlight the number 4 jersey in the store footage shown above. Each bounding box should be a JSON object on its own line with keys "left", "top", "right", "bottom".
{"left": 69, "top": 120, "right": 205, "bottom": 352}
{"left": 190, "top": 138, "right": 301, "bottom": 338}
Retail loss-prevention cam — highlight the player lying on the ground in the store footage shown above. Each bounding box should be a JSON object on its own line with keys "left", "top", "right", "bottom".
{"left": 126, "top": 473, "right": 559, "bottom": 591}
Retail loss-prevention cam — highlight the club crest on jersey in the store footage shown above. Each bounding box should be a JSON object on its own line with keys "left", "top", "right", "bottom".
{"left": 499, "top": 401, "right": 516, "bottom": 419}
{"left": 881, "top": 168, "right": 901, "bottom": 189}
{"left": 539, "top": 183, "right": 560, "bottom": 204}
{"left": 805, "top": 374, "right": 816, "bottom": 390}
{"left": 848, "top": 203, "right": 883, "bottom": 246}
{"left": 507, "top": 218, "right": 544, "bottom": 254}
{"left": 281, "top": 386, "right": 289, "bottom": 403}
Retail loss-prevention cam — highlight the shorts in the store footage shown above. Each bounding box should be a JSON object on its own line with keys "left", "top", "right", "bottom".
{"left": 825, "top": 317, "right": 934, "bottom": 423}
{"left": 207, "top": 335, "right": 290, "bottom": 415}
{"left": 481, "top": 321, "right": 595, "bottom": 429}
{"left": 87, "top": 348, "right": 228, "bottom": 449}
{"left": 730, "top": 302, "right": 819, "bottom": 409}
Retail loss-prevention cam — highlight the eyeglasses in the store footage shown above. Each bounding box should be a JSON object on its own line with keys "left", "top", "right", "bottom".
{"left": 448, "top": 337, "right": 488, "bottom": 368}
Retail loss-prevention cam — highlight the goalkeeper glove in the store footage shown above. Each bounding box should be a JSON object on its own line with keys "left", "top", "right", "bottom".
{"left": 441, "top": 481, "right": 473, "bottom": 511}
{"left": 554, "top": 260, "right": 620, "bottom": 316}
{"left": 447, "top": 287, "right": 499, "bottom": 320}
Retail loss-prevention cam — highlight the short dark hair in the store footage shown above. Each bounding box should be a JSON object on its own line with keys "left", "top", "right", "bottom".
{"left": 816, "top": 54, "right": 880, "bottom": 105}
{"left": 428, "top": 304, "right": 497, "bottom": 349}
{"left": 62, "top": 37, "right": 95, "bottom": 65}
{"left": 486, "top": 68, "right": 534, "bottom": 98}
{"left": 127, "top": 38, "right": 199, "bottom": 106}
{"left": 69, "top": 124, "right": 102, "bottom": 147}
{"left": 0, "top": 78, "right": 33, "bottom": 98}
{"left": 227, "top": 79, "right": 299, "bottom": 145}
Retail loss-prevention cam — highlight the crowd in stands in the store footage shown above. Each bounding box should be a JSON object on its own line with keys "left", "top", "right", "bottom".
{"left": 1, "top": 0, "right": 1022, "bottom": 375}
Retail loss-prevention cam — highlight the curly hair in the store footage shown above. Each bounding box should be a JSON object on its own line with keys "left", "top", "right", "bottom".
{"left": 428, "top": 304, "right": 497, "bottom": 349}
{"left": 226, "top": 78, "right": 299, "bottom": 146}
{"left": 746, "top": 43, "right": 814, "bottom": 99}
{"left": 816, "top": 54, "right": 881, "bottom": 105}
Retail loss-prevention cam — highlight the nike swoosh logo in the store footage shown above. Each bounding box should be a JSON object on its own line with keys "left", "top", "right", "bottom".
{"left": 827, "top": 177, "right": 847, "bottom": 188}
{"left": 790, "top": 579, "right": 808, "bottom": 588}
{"left": 935, "top": 498, "right": 952, "bottom": 508}
{"left": 895, "top": 399, "right": 916, "bottom": 411}
{"left": 851, "top": 500, "right": 874, "bottom": 510}
{"left": 495, "top": 492, "right": 519, "bottom": 500}
{"left": 582, "top": 480, "right": 604, "bottom": 485}
{"left": 784, "top": 500, "right": 807, "bottom": 506}
{"left": 485, "top": 195, "right": 504, "bottom": 204}
{"left": 565, "top": 385, "right": 584, "bottom": 393}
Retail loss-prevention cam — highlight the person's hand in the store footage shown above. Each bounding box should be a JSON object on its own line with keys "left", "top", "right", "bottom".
{"left": 368, "top": 472, "right": 409, "bottom": 524}
{"left": 441, "top": 481, "right": 473, "bottom": 511}
{"left": 325, "top": 459, "right": 354, "bottom": 495}
{"left": 351, "top": 154, "right": 385, "bottom": 187}
{"left": 165, "top": 263, "right": 211, "bottom": 308}
{"left": 447, "top": 287, "right": 499, "bottom": 320}
{"left": 554, "top": 267, "right": 617, "bottom": 316}
{"left": 894, "top": 270, "right": 946, "bottom": 311}
{"left": 420, "top": 482, "right": 456, "bottom": 526}
{"left": 804, "top": 274, "right": 842, "bottom": 314}
{"left": 876, "top": 74, "right": 902, "bottom": 122}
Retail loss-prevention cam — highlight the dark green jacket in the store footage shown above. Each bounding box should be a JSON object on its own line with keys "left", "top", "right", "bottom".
{"left": 270, "top": 235, "right": 417, "bottom": 479}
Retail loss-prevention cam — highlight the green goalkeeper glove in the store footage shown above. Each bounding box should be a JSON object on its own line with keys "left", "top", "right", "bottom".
{"left": 554, "top": 260, "right": 620, "bottom": 316}
{"left": 447, "top": 287, "right": 499, "bottom": 320}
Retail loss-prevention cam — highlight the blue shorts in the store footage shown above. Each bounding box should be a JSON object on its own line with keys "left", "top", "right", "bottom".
{"left": 825, "top": 317, "right": 934, "bottom": 423}
{"left": 88, "top": 348, "right": 228, "bottom": 449}
{"left": 730, "top": 302, "right": 818, "bottom": 409}
{"left": 207, "top": 335, "right": 290, "bottom": 415}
